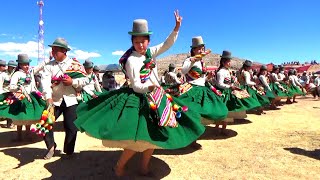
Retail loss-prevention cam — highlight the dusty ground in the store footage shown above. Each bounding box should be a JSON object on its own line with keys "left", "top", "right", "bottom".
{"left": 0, "top": 96, "right": 319, "bottom": 180}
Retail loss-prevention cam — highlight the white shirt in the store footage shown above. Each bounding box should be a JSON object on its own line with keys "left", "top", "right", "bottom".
{"left": 278, "top": 73, "right": 286, "bottom": 81}
{"left": 125, "top": 31, "right": 178, "bottom": 94}
{"left": 164, "top": 71, "right": 181, "bottom": 85}
{"left": 83, "top": 73, "right": 102, "bottom": 96}
{"left": 271, "top": 73, "right": 281, "bottom": 82}
{"left": 41, "top": 57, "right": 88, "bottom": 107}
{"left": 0, "top": 72, "right": 9, "bottom": 94}
{"left": 314, "top": 77, "right": 320, "bottom": 86}
{"left": 9, "top": 59, "right": 49, "bottom": 94}
{"left": 243, "top": 71, "right": 256, "bottom": 86}
{"left": 216, "top": 68, "right": 232, "bottom": 89}
{"left": 181, "top": 58, "right": 205, "bottom": 86}
{"left": 258, "top": 75, "right": 271, "bottom": 91}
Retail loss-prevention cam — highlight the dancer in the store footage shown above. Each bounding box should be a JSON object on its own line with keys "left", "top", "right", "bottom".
{"left": 41, "top": 38, "right": 88, "bottom": 159}
{"left": 0, "top": 60, "right": 17, "bottom": 128}
{"left": 216, "top": 51, "right": 261, "bottom": 134}
{"left": 0, "top": 54, "right": 48, "bottom": 141}
{"left": 178, "top": 36, "right": 228, "bottom": 139}
{"left": 80, "top": 59, "right": 102, "bottom": 102}
{"left": 75, "top": 11, "right": 205, "bottom": 177}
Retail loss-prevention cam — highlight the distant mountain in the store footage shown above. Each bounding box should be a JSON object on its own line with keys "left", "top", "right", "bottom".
{"left": 156, "top": 52, "right": 263, "bottom": 73}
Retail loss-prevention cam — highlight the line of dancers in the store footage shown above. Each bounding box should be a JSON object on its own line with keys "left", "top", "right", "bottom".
{"left": 0, "top": 10, "right": 311, "bottom": 177}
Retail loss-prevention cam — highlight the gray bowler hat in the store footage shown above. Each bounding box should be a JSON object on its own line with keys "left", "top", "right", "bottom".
{"left": 0, "top": 60, "right": 6, "bottom": 66}
{"left": 93, "top": 65, "right": 100, "bottom": 71}
{"left": 83, "top": 59, "right": 94, "bottom": 68}
{"left": 7, "top": 60, "right": 17, "bottom": 67}
{"left": 191, "top": 36, "right": 205, "bottom": 48}
{"left": 16, "top": 54, "right": 32, "bottom": 63}
{"left": 48, "top": 38, "right": 71, "bottom": 51}
{"left": 128, "top": 19, "right": 153, "bottom": 36}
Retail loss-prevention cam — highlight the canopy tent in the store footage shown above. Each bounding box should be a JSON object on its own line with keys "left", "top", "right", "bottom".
{"left": 295, "top": 64, "right": 312, "bottom": 73}
{"left": 98, "top": 64, "right": 122, "bottom": 73}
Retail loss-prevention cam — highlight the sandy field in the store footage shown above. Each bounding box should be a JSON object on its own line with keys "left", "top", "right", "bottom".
{"left": 0, "top": 96, "right": 319, "bottom": 180}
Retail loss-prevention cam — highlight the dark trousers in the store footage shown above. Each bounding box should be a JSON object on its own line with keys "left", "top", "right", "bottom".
{"left": 44, "top": 100, "right": 78, "bottom": 155}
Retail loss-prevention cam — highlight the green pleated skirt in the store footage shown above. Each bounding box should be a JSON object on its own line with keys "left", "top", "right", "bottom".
{"left": 269, "top": 82, "right": 292, "bottom": 98}
{"left": 74, "top": 88, "right": 205, "bottom": 152}
{"left": 242, "top": 85, "right": 270, "bottom": 107}
{"left": 79, "top": 91, "right": 102, "bottom": 103}
{"left": 219, "top": 88, "right": 261, "bottom": 112}
{"left": 176, "top": 85, "right": 228, "bottom": 121}
{"left": 0, "top": 92, "right": 46, "bottom": 125}
{"left": 288, "top": 85, "right": 305, "bottom": 96}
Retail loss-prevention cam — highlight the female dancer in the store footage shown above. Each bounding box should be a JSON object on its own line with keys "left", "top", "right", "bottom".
{"left": 75, "top": 11, "right": 205, "bottom": 177}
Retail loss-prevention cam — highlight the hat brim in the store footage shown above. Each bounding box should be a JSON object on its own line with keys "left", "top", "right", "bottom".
{"left": 16, "top": 60, "right": 32, "bottom": 63}
{"left": 84, "top": 66, "right": 93, "bottom": 69}
{"left": 128, "top": 31, "right": 153, "bottom": 36}
{"left": 220, "top": 56, "right": 232, "bottom": 59}
{"left": 190, "top": 44, "right": 205, "bottom": 48}
{"left": 48, "top": 44, "right": 71, "bottom": 51}
{"left": 244, "top": 63, "right": 252, "bottom": 67}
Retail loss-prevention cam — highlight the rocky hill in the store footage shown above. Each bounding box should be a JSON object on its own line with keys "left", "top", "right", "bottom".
{"left": 156, "top": 52, "right": 262, "bottom": 73}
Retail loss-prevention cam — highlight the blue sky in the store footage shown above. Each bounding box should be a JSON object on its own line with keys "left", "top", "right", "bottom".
{"left": 0, "top": 0, "right": 319, "bottom": 66}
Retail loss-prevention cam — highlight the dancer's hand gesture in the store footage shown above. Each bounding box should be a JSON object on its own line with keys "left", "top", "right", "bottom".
{"left": 174, "top": 10, "right": 183, "bottom": 32}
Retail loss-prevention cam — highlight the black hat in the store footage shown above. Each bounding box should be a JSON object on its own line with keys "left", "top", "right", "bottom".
{"left": 220, "top": 50, "right": 232, "bottom": 59}
{"left": 288, "top": 69, "right": 294, "bottom": 75}
{"left": 169, "top": 63, "right": 176, "bottom": 68}
{"left": 273, "top": 65, "right": 279, "bottom": 70}
{"left": 260, "top": 65, "right": 267, "bottom": 70}
{"left": 243, "top": 60, "right": 252, "bottom": 67}
{"left": 279, "top": 65, "right": 284, "bottom": 70}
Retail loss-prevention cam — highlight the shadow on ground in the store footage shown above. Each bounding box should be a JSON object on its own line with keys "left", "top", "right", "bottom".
{"left": 284, "top": 147, "right": 320, "bottom": 160}
{"left": 1, "top": 147, "right": 171, "bottom": 179}
{"left": 229, "top": 118, "right": 252, "bottom": 125}
{"left": 0, "top": 131, "right": 43, "bottom": 148}
{"left": 154, "top": 126, "right": 238, "bottom": 156}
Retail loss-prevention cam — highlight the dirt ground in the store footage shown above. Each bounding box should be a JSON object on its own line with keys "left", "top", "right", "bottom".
{"left": 0, "top": 96, "right": 319, "bottom": 180}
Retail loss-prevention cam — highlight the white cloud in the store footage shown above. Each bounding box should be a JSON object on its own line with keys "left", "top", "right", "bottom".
{"left": 112, "top": 50, "right": 125, "bottom": 56}
{"left": 0, "top": 41, "right": 101, "bottom": 61}
{"left": 0, "top": 41, "right": 39, "bottom": 58}
{"left": 69, "top": 50, "right": 101, "bottom": 60}
{"left": 1, "top": 33, "right": 8, "bottom": 36}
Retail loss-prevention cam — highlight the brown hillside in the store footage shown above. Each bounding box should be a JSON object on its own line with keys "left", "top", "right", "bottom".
{"left": 157, "top": 52, "right": 262, "bottom": 73}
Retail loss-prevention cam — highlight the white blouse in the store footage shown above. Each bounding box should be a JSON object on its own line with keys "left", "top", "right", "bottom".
{"left": 259, "top": 75, "right": 272, "bottom": 91}
{"left": 83, "top": 73, "right": 102, "bottom": 96}
{"left": 243, "top": 71, "right": 256, "bottom": 86}
{"left": 216, "top": 68, "right": 232, "bottom": 89}
{"left": 181, "top": 58, "right": 205, "bottom": 86}
{"left": 9, "top": 59, "right": 49, "bottom": 94}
